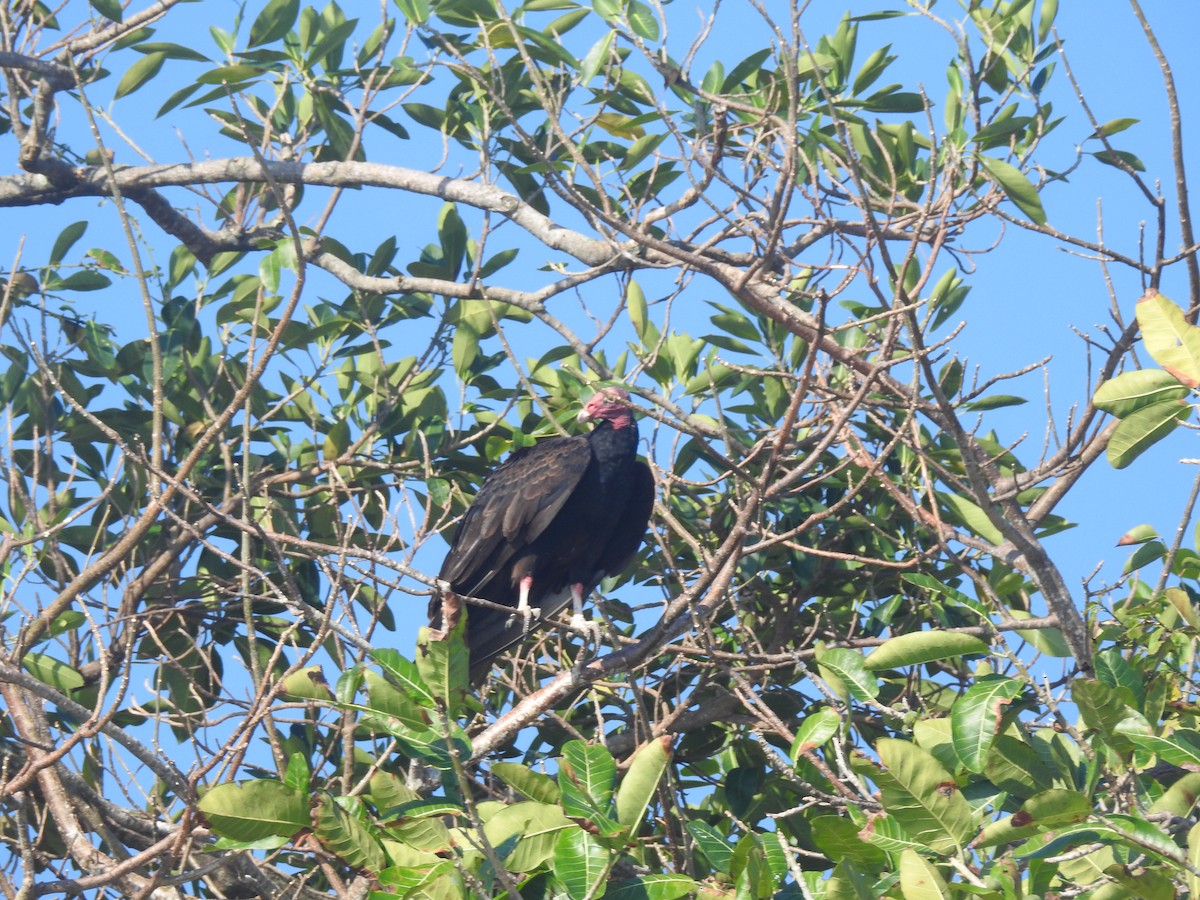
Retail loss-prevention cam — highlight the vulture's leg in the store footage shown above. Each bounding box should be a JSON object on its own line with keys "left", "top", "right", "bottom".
{"left": 511, "top": 575, "right": 539, "bottom": 634}
{"left": 569, "top": 583, "right": 587, "bottom": 631}
{"left": 568, "top": 583, "right": 602, "bottom": 644}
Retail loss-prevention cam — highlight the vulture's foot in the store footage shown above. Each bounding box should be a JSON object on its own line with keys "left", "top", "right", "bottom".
{"left": 506, "top": 575, "right": 541, "bottom": 635}
{"left": 506, "top": 602, "right": 541, "bottom": 635}
{"left": 569, "top": 614, "right": 603, "bottom": 650}
{"left": 568, "top": 583, "right": 602, "bottom": 645}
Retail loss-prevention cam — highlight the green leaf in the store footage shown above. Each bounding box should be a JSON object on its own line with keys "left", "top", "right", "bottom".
{"left": 90, "top": 0, "right": 123, "bottom": 22}
{"left": 451, "top": 322, "right": 480, "bottom": 379}
{"left": 87, "top": 248, "right": 125, "bottom": 273}
{"left": 46, "top": 611, "right": 86, "bottom": 639}
{"left": 158, "top": 81, "right": 203, "bottom": 117}
{"left": 1105, "top": 399, "right": 1191, "bottom": 468}
{"left": 196, "top": 65, "right": 264, "bottom": 85}
{"left": 808, "top": 815, "right": 887, "bottom": 869}
{"left": 978, "top": 155, "right": 1047, "bottom": 225}
{"left": 1037, "top": 0, "right": 1058, "bottom": 42}
{"left": 626, "top": 0, "right": 659, "bottom": 41}
{"left": 972, "top": 114, "right": 1035, "bottom": 147}
{"left": 826, "top": 859, "right": 878, "bottom": 898}
{"left": 790, "top": 707, "right": 842, "bottom": 762}
{"left": 395, "top": 0, "right": 431, "bottom": 24}
{"left": 937, "top": 491, "right": 1004, "bottom": 544}
{"left": 950, "top": 675, "right": 1024, "bottom": 773}
{"left": 478, "top": 247, "right": 518, "bottom": 278}
{"left": 553, "top": 827, "right": 610, "bottom": 900}
{"left": 899, "top": 848, "right": 951, "bottom": 898}
{"left": 1156, "top": 774, "right": 1200, "bottom": 818}
{"left": 50, "top": 221, "right": 88, "bottom": 266}
{"left": 1166, "top": 586, "right": 1200, "bottom": 630}
{"left": 852, "top": 44, "right": 895, "bottom": 95}
{"left": 1189, "top": 822, "right": 1200, "bottom": 897}
{"left": 817, "top": 647, "right": 880, "bottom": 701}
{"left": 1093, "top": 117, "right": 1139, "bottom": 138}
{"left": 605, "top": 874, "right": 697, "bottom": 900}
{"left": 1007, "top": 610, "right": 1073, "bottom": 657}
{"left": 873, "top": 738, "right": 976, "bottom": 854}
{"left": 198, "top": 781, "right": 309, "bottom": 841}
{"left": 963, "top": 393, "right": 1027, "bottom": 411}
{"left": 862, "top": 90, "right": 925, "bottom": 113}
{"left": 1115, "top": 724, "right": 1200, "bottom": 768}
{"left": 437, "top": 203, "right": 468, "bottom": 280}
{"left": 249, "top": 0, "right": 300, "bottom": 47}
{"left": 701, "top": 60, "right": 725, "bottom": 94}
{"left": 487, "top": 802, "right": 573, "bottom": 872}
{"left": 53, "top": 271, "right": 112, "bottom": 292}
{"left": 21, "top": 652, "right": 85, "bottom": 693}
{"left": 593, "top": 0, "right": 621, "bottom": 26}
{"left": 864, "top": 631, "right": 990, "bottom": 671}
{"left": 369, "top": 648, "right": 434, "bottom": 707}
{"left": 730, "top": 833, "right": 772, "bottom": 899}
{"left": 1091, "top": 149, "right": 1147, "bottom": 172}
{"left": 1137, "top": 289, "right": 1200, "bottom": 386}
{"left": 305, "top": 18, "right": 358, "bottom": 68}
{"left": 491, "top": 762, "right": 561, "bottom": 804}
{"left": 560, "top": 740, "right": 616, "bottom": 812}
{"left": 1118, "top": 523, "right": 1160, "bottom": 545}
{"left": 622, "top": 133, "right": 667, "bottom": 171}
{"left": 901, "top": 573, "right": 985, "bottom": 615}
{"left": 281, "top": 665, "right": 332, "bottom": 700}
{"left": 359, "top": 670, "right": 428, "bottom": 731}
{"left": 626, "top": 279, "right": 649, "bottom": 343}
{"left": 415, "top": 621, "right": 469, "bottom": 716}
{"left": 685, "top": 821, "right": 732, "bottom": 874}
{"left": 259, "top": 246, "right": 284, "bottom": 294}
{"left": 722, "top": 48, "right": 772, "bottom": 91}
{"left": 1106, "top": 812, "right": 1188, "bottom": 861}
{"left": 1094, "top": 369, "right": 1190, "bottom": 416}
{"left": 132, "top": 42, "right": 211, "bottom": 62}
{"left": 1095, "top": 647, "right": 1144, "bottom": 704}
{"left": 314, "top": 794, "right": 388, "bottom": 873}
{"left": 1073, "top": 678, "right": 1134, "bottom": 745}
{"left": 115, "top": 51, "right": 166, "bottom": 99}
{"left": 579, "top": 29, "right": 615, "bottom": 85}
{"left": 615, "top": 737, "right": 670, "bottom": 829}
{"left": 546, "top": 8, "right": 590, "bottom": 37}
{"left": 976, "top": 789, "right": 1091, "bottom": 848}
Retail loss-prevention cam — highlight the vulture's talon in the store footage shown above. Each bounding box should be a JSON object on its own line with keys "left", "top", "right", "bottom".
{"left": 569, "top": 613, "right": 602, "bottom": 647}
{"left": 506, "top": 604, "right": 541, "bottom": 634}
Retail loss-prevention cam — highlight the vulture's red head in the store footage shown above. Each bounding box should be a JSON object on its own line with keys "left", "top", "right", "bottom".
{"left": 577, "top": 387, "right": 635, "bottom": 429}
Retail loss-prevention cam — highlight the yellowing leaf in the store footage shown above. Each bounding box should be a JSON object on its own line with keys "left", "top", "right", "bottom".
{"left": 594, "top": 113, "right": 645, "bottom": 139}
{"left": 1137, "top": 289, "right": 1200, "bottom": 386}
{"left": 615, "top": 737, "right": 671, "bottom": 829}
{"left": 864, "top": 632, "right": 990, "bottom": 671}
{"left": 899, "top": 847, "right": 951, "bottom": 899}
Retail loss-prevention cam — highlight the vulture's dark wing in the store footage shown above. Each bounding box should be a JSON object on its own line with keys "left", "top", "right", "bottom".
{"left": 438, "top": 435, "right": 592, "bottom": 594}
{"left": 596, "top": 460, "right": 654, "bottom": 577}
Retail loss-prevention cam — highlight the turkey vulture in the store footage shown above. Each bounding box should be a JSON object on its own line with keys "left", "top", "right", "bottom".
{"left": 431, "top": 388, "right": 654, "bottom": 683}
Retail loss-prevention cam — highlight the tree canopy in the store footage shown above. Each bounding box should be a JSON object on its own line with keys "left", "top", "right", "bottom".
{"left": 2, "top": 0, "right": 1200, "bottom": 897}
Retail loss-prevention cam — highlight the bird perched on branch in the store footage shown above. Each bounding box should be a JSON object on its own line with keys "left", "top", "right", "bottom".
{"left": 431, "top": 387, "right": 654, "bottom": 684}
